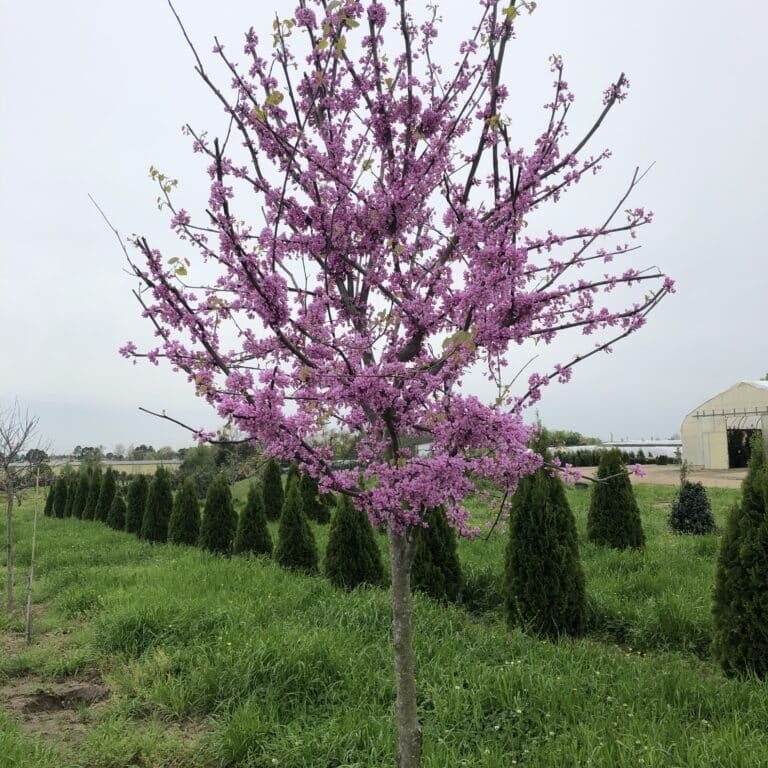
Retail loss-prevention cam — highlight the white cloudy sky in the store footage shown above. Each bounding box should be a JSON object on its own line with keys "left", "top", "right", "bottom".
{"left": 1, "top": 0, "right": 766, "bottom": 453}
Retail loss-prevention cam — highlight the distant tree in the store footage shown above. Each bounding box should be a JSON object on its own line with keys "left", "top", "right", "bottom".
{"left": 669, "top": 481, "right": 715, "bottom": 535}
{"left": 130, "top": 444, "right": 156, "bottom": 461}
{"left": 107, "top": 492, "right": 127, "bottom": 530}
{"left": 199, "top": 474, "right": 237, "bottom": 554}
{"left": 53, "top": 476, "right": 68, "bottom": 519}
{"left": 72, "top": 472, "right": 90, "bottom": 519}
{"left": 95, "top": 468, "right": 117, "bottom": 523}
{"left": 168, "top": 478, "right": 201, "bottom": 545}
{"left": 587, "top": 450, "right": 645, "bottom": 549}
{"left": 233, "top": 483, "right": 272, "bottom": 556}
{"left": 262, "top": 458, "right": 284, "bottom": 522}
{"left": 79, "top": 446, "right": 103, "bottom": 469}
{"left": 125, "top": 474, "right": 149, "bottom": 535}
{"left": 24, "top": 448, "right": 48, "bottom": 464}
{"left": 274, "top": 481, "right": 318, "bottom": 574}
{"left": 141, "top": 467, "right": 172, "bottom": 542}
{"left": 325, "top": 495, "right": 384, "bottom": 589}
{"left": 411, "top": 507, "right": 462, "bottom": 603}
{"left": 713, "top": 435, "right": 768, "bottom": 677}
{"left": 176, "top": 444, "right": 218, "bottom": 498}
{"left": 504, "top": 468, "right": 586, "bottom": 638}
{"left": 82, "top": 467, "right": 102, "bottom": 520}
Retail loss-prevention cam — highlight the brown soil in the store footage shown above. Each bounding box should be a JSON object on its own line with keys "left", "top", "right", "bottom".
{"left": 578, "top": 464, "right": 747, "bottom": 489}
{"left": 0, "top": 675, "right": 110, "bottom": 742}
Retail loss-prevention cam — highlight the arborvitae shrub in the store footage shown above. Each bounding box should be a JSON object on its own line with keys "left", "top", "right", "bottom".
{"left": 199, "top": 475, "right": 237, "bottom": 554}
{"left": 141, "top": 467, "right": 173, "bottom": 543}
{"left": 262, "top": 458, "right": 284, "bottom": 522}
{"left": 168, "top": 478, "right": 201, "bottom": 546}
{"left": 504, "top": 469, "right": 586, "bottom": 638}
{"left": 125, "top": 474, "right": 149, "bottom": 535}
{"left": 587, "top": 449, "right": 645, "bottom": 549}
{"left": 53, "top": 477, "right": 68, "bottom": 519}
{"left": 411, "top": 506, "right": 462, "bottom": 602}
{"left": 274, "top": 480, "right": 318, "bottom": 573}
{"left": 285, "top": 463, "right": 300, "bottom": 493}
{"left": 63, "top": 477, "right": 75, "bottom": 517}
{"left": 324, "top": 495, "right": 384, "bottom": 589}
{"left": 669, "top": 481, "right": 715, "bottom": 534}
{"left": 95, "top": 468, "right": 117, "bottom": 523}
{"left": 82, "top": 468, "right": 102, "bottom": 520}
{"left": 234, "top": 483, "right": 272, "bottom": 556}
{"left": 72, "top": 473, "right": 90, "bottom": 519}
{"left": 713, "top": 435, "right": 768, "bottom": 677}
{"left": 300, "top": 472, "right": 331, "bottom": 523}
{"left": 43, "top": 485, "right": 55, "bottom": 517}
{"left": 107, "top": 493, "right": 127, "bottom": 530}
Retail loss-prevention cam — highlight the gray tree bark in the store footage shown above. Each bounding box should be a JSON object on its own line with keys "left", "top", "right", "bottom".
{"left": 388, "top": 527, "right": 422, "bottom": 768}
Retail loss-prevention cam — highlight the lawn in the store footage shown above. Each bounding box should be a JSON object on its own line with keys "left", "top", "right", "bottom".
{"left": 2, "top": 482, "right": 767, "bottom": 768}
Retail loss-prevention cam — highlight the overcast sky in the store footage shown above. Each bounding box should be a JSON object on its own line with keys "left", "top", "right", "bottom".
{"left": 1, "top": 1, "right": 766, "bottom": 453}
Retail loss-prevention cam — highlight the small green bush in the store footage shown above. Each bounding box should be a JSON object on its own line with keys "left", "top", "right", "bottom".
{"left": 411, "top": 506, "right": 462, "bottom": 602}
{"left": 168, "top": 478, "right": 201, "bottom": 546}
{"left": 107, "top": 493, "right": 127, "bottom": 530}
{"left": 95, "top": 468, "right": 117, "bottom": 523}
{"left": 199, "top": 475, "right": 237, "bottom": 555}
{"left": 125, "top": 474, "right": 149, "bottom": 535}
{"left": 587, "top": 450, "right": 645, "bottom": 549}
{"left": 669, "top": 481, "right": 715, "bottom": 534}
{"left": 141, "top": 467, "right": 172, "bottom": 543}
{"left": 324, "top": 495, "right": 384, "bottom": 589}
{"left": 504, "top": 468, "right": 586, "bottom": 639}
{"left": 262, "top": 458, "right": 284, "bottom": 522}
{"left": 274, "top": 481, "right": 318, "bottom": 573}
{"left": 82, "top": 467, "right": 102, "bottom": 520}
{"left": 234, "top": 483, "right": 272, "bottom": 556}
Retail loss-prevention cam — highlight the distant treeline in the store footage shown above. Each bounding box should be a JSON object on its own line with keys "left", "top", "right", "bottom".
{"left": 552, "top": 448, "right": 679, "bottom": 467}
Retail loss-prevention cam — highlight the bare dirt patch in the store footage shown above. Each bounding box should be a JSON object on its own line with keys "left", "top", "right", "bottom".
{"left": 0, "top": 675, "right": 110, "bottom": 742}
{"left": 578, "top": 464, "right": 747, "bottom": 489}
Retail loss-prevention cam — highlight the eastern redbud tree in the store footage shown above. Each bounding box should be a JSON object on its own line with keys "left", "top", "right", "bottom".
{"left": 119, "top": 1, "right": 672, "bottom": 764}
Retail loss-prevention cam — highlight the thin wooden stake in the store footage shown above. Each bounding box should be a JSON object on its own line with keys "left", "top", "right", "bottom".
{"left": 24, "top": 468, "right": 40, "bottom": 644}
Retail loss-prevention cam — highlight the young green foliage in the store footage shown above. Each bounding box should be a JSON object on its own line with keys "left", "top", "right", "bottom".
{"left": 168, "top": 478, "right": 201, "bottom": 546}
{"left": 504, "top": 468, "right": 586, "bottom": 639}
{"left": 199, "top": 474, "right": 237, "bottom": 555}
{"left": 107, "top": 493, "right": 127, "bottom": 530}
{"left": 669, "top": 481, "right": 715, "bottom": 535}
{"left": 125, "top": 474, "right": 149, "bottom": 535}
{"left": 587, "top": 449, "right": 645, "bottom": 549}
{"left": 411, "top": 506, "right": 463, "bottom": 603}
{"left": 82, "top": 467, "right": 102, "bottom": 521}
{"left": 141, "top": 467, "right": 172, "bottom": 543}
{"left": 274, "top": 480, "right": 318, "bottom": 573}
{"left": 713, "top": 435, "right": 768, "bottom": 677}
{"left": 95, "top": 468, "right": 117, "bottom": 523}
{"left": 233, "top": 483, "right": 273, "bottom": 556}
{"left": 262, "top": 458, "right": 284, "bottom": 522}
{"left": 324, "top": 495, "right": 384, "bottom": 589}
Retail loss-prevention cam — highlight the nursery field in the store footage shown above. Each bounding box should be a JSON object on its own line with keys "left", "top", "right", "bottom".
{"left": 2, "top": 483, "right": 768, "bottom": 767}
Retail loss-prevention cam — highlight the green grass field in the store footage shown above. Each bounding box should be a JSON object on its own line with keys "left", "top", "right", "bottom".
{"left": 2, "top": 483, "right": 767, "bottom": 767}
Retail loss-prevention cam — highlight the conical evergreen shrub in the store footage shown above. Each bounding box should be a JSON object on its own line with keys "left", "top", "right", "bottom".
{"left": 199, "top": 474, "right": 237, "bottom": 554}
{"left": 285, "top": 462, "right": 300, "bottom": 493}
{"left": 43, "top": 485, "right": 55, "bottom": 517}
{"left": 234, "top": 483, "right": 272, "bottom": 556}
{"left": 713, "top": 435, "right": 768, "bottom": 677}
{"left": 324, "top": 495, "right": 384, "bottom": 589}
{"left": 274, "top": 481, "right": 318, "bottom": 573}
{"left": 82, "top": 467, "right": 102, "bottom": 520}
{"left": 300, "top": 472, "right": 330, "bottom": 523}
{"left": 95, "top": 468, "right": 117, "bottom": 523}
{"left": 504, "top": 468, "right": 586, "bottom": 638}
{"left": 125, "top": 474, "right": 149, "bottom": 535}
{"left": 63, "top": 476, "right": 75, "bottom": 517}
{"left": 669, "top": 481, "right": 715, "bottom": 534}
{"left": 72, "top": 472, "right": 90, "bottom": 519}
{"left": 141, "top": 467, "right": 172, "bottom": 543}
{"left": 587, "top": 449, "right": 645, "bottom": 549}
{"left": 262, "top": 458, "right": 284, "bottom": 522}
{"left": 53, "top": 476, "right": 68, "bottom": 519}
{"left": 168, "top": 478, "right": 201, "bottom": 545}
{"left": 411, "top": 506, "right": 462, "bottom": 602}
{"left": 107, "top": 493, "right": 127, "bottom": 530}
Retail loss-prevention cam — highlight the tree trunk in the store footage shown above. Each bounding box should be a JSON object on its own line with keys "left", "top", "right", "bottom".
{"left": 389, "top": 527, "right": 422, "bottom": 768}
{"left": 6, "top": 484, "right": 14, "bottom": 613}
